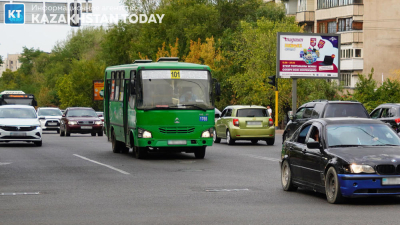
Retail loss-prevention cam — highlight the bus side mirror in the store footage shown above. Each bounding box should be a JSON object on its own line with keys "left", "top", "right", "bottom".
{"left": 215, "top": 82, "right": 221, "bottom": 96}
{"left": 130, "top": 80, "right": 136, "bottom": 95}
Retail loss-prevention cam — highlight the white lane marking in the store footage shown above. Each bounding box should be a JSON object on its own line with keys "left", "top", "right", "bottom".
{"left": 243, "top": 154, "right": 280, "bottom": 162}
{"left": 73, "top": 154, "right": 130, "bottom": 175}
{"left": 0, "top": 162, "right": 12, "bottom": 166}
{"left": 1, "top": 192, "right": 40, "bottom": 196}
{"left": 206, "top": 188, "right": 250, "bottom": 192}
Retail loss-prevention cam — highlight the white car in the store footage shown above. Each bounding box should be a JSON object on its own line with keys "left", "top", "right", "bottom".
{"left": 37, "top": 107, "right": 63, "bottom": 133}
{"left": 0, "top": 105, "right": 42, "bottom": 146}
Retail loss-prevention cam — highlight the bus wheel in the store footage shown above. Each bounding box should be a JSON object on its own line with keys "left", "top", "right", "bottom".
{"left": 111, "top": 131, "right": 121, "bottom": 153}
{"left": 134, "top": 146, "right": 148, "bottom": 159}
{"left": 194, "top": 147, "right": 206, "bottom": 159}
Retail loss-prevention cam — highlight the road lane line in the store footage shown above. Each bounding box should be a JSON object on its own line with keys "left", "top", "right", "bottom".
{"left": 243, "top": 154, "right": 280, "bottom": 162}
{"left": 73, "top": 154, "right": 130, "bottom": 175}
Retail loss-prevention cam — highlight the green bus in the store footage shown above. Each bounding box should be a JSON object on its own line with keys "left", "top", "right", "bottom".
{"left": 104, "top": 57, "right": 220, "bottom": 159}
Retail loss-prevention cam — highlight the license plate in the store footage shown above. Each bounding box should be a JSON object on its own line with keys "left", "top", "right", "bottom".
{"left": 48, "top": 123, "right": 57, "bottom": 126}
{"left": 168, "top": 140, "right": 187, "bottom": 145}
{"left": 81, "top": 126, "right": 92, "bottom": 129}
{"left": 247, "top": 121, "right": 262, "bottom": 125}
{"left": 382, "top": 178, "right": 400, "bottom": 185}
{"left": 10, "top": 132, "right": 26, "bottom": 136}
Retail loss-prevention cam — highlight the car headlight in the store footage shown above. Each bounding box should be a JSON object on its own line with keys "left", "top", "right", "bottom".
{"left": 350, "top": 164, "right": 375, "bottom": 173}
{"left": 95, "top": 121, "right": 103, "bottom": 125}
{"left": 68, "top": 121, "right": 78, "bottom": 125}
{"left": 201, "top": 130, "right": 211, "bottom": 138}
{"left": 138, "top": 128, "right": 152, "bottom": 138}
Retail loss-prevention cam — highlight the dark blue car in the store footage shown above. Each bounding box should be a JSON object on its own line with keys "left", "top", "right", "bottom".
{"left": 280, "top": 118, "right": 400, "bottom": 203}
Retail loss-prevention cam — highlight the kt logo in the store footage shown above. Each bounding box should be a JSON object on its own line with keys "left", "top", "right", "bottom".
{"left": 5, "top": 4, "right": 25, "bottom": 24}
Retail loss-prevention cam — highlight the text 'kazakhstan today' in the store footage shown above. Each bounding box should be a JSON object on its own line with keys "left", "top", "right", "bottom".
{"left": 31, "top": 14, "right": 165, "bottom": 24}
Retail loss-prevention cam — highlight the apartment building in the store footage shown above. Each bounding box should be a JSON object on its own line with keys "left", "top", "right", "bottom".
{"left": 0, "top": 54, "right": 22, "bottom": 77}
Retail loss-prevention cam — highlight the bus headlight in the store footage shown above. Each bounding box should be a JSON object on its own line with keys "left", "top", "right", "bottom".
{"left": 201, "top": 130, "right": 211, "bottom": 138}
{"left": 138, "top": 128, "right": 152, "bottom": 138}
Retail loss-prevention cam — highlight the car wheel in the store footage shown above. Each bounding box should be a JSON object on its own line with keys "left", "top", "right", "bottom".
{"left": 134, "top": 146, "right": 148, "bottom": 159}
{"left": 111, "top": 131, "right": 121, "bottom": 153}
{"left": 325, "top": 167, "right": 345, "bottom": 204}
{"left": 251, "top": 140, "right": 258, "bottom": 144}
{"left": 226, "top": 130, "right": 235, "bottom": 145}
{"left": 194, "top": 146, "right": 206, "bottom": 159}
{"left": 34, "top": 141, "right": 42, "bottom": 147}
{"left": 281, "top": 160, "right": 297, "bottom": 191}
{"left": 91, "top": 133, "right": 96, "bottom": 136}
{"left": 57, "top": 129, "right": 60, "bottom": 134}
{"left": 65, "top": 126, "right": 70, "bottom": 137}
{"left": 213, "top": 130, "right": 221, "bottom": 143}
{"left": 98, "top": 131, "right": 103, "bottom": 136}
{"left": 266, "top": 138, "right": 275, "bottom": 146}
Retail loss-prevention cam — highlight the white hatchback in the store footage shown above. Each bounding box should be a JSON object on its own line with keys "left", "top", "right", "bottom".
{"left": 37, "top": 107, "right": 63, "bottom": 133}
{"left": 0, "top": 105, "right": 42, "bottom": 146}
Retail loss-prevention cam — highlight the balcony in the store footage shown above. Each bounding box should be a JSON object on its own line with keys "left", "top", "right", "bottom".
{"left": 340, "top": 58, "right": 363, "bottom": 71}
{"left": 316, "top": 4, "right": 364, "bottom": 21}
{"left": 339, "top": 31, "right": 363, "bottom": 44}
{"left": 296, "top": 11, "right": 315, "bottom": 23}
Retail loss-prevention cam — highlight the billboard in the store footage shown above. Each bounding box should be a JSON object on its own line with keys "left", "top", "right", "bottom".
{"left": 93, "top": 80, "right": 104, "bottom": 101}
{"left": 277, "top": 33, "right": 340, "bottom": 79}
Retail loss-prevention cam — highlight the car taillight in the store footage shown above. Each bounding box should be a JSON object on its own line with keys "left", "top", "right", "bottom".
{"left": 233, "top": 118, "right": 239, "bottom": 127}
{"left": 268, "top": 118, "right": 273, "bottom": 126}
{"left": 395, "top": 118, "right": 400, "bottom": 124}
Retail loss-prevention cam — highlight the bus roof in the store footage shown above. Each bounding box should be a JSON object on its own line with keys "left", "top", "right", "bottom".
{"left": 0, "top": 90, "right": 25, "bottom": 95}
{"left": 105, "top": 61, "right": 211, "bottom": 71}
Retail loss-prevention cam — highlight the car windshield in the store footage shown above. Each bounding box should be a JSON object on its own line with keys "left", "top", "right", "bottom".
{"left": 324, "top": 103, "right": 369, "bottom": 118}
{"left": 137, "top": 70, "right": 213, "bottom": 110}
{"left": 38, "top": 109, "right": 62, "bottom": 116}
{"left": 67, "top": 109, "right": 97, "bottom": 117}
{"left": 236, "top": 108, "right": 269, "bottom": 117}
{"left": 0, "top": 108, "right": 37, "bottom": 119}
{"left": 327, "top": 124, "right": 400, "bottom": 147}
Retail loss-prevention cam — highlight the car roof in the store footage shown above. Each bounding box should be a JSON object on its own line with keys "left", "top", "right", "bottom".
{"left": 38, "top": 107, "right": 60, "bottom": 110}
{"left": 0, "top": 105, "right": 35, "bottom": 109}
{"left": 309, "top": 118, "right": 384, "bottom": 126}
{"left": 377, "top": 103, "right": 400, "bottom": 107}
{"left": 301, "top": 100, "right": 362, "bottom": 108}
{"left": 224, "top": 105, "right": 267, "bottom": 110}
{"left": 67, "top": 107, "right": 94, "bottom": 110}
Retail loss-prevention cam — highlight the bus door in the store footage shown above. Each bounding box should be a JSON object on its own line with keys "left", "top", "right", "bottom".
{"left": 123, "top": 78, "right": 130, "bottom": 144}
{"left": 105, "top": 79, "right": 111, "bottom": 139}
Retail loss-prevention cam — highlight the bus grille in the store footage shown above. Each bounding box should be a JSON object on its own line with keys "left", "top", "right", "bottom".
{"left": 159, "top": 127, "right": 195, "bottom": 134}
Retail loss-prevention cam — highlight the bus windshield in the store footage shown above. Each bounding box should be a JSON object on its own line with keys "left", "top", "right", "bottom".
{"left": 137, "top": 70, "right": 213, "bottom": 110}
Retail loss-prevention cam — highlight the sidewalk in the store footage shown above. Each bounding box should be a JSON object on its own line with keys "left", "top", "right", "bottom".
{"left": 275, "top": 129, "right": 284, "bottom": 134}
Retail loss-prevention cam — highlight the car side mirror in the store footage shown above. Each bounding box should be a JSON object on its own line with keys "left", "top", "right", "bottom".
{"left": 307, "top": 141, "right": 321, "bottom": 149}
{"left": 39, "top": 117, "right": 45, "bottom": 120}
{"left": 288, "top": 111, "right": 294, "bottom": 120}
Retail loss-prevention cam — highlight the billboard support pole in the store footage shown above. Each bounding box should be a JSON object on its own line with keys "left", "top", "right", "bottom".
{"left": 292, "top": 78, "right": 297, "bottom": 114}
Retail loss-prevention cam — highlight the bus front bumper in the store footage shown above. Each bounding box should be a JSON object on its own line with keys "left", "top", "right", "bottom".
{"left": 137, "top": 138, "right": 213, "bottom": 148}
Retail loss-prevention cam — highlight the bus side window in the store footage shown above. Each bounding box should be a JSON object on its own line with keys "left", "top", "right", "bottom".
{"left": 110, "top": 71, "right": 115, "bottom": 100}
{"left": 129, "top": 70, "right": 136, "bottom": 109}
{"left": 119, "top": 71, "right": 124, "bottom": 102}
{"left": 115, "top": 71, "right": 120, "bottom": 101}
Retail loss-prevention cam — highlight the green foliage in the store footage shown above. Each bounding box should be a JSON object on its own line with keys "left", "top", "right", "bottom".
{"left": 0, "top": 55, "right": 3, "bottom": 66}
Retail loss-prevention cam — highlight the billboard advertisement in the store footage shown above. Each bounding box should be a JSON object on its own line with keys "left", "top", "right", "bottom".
{"left": 277, "top": 33, "right": 340, "bottom": 79}
{"left": 93, "top": 80, "right": 104, "bottom": 101}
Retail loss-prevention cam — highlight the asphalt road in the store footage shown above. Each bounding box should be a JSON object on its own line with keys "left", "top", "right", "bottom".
{"left": 1, "top": 131, "right": 400, "bottom": 225}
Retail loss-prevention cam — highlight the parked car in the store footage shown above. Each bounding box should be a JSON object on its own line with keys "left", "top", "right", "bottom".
{"left": 0, "top": 105, "right": 42, "bottom": 146}
{"left": 60, "top": 107, "right": 103, "bottom": 137}
{"left": 370, "top": 103, "right": 400, "bottom": 133}
{"left": 283, "top": 100, "right": 370, "bottom": 143}
{"left": 281, "top": 118, "right": 400, "bottom": 204}
{"left": 214, "top": 105, "right": 275, "bottom": 145}
{"left": 37, "top": 107, "right": 63, "bottom": 133}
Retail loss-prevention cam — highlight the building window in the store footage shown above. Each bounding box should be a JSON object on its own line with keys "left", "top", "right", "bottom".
{"left": 338, "top": 18, "right": 353, "bottom": 32}
{"left": 328, "top": 21, "right": 336, "bottom": 33}
{"left": 354, "top": 49, "right": 361, "bottom": 57}
{"left": 299, "top": 0, "right": 307, "bottom": 11}
{"left": 319, "top": 23, "right": 326, "bottom": 33}
{"left": 340, "top": 73, "right": 351, "bottom": 87}
{"left": 10, "top": 61, "right": 13, "bottom": 64}
{"left": 318, "top": 0, "right": 359, "bottom": 9}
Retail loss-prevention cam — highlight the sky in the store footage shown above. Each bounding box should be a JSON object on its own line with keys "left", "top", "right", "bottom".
{"left": 0, "top": 0, "right": 128, "bottom": 58}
